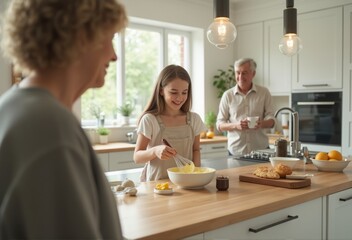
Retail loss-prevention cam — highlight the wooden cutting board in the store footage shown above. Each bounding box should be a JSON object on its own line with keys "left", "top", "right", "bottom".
{"left": 239, "top": 173, "right": 311, "bottom": 189}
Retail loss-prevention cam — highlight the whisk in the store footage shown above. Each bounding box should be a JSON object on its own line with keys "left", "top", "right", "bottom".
{"left": 162, "top": 139, "right": 195, "bottom": 173}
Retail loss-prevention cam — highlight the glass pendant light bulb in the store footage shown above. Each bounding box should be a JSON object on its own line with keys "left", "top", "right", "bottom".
{"left": 207, "top": 17, "right": 237, "bottom": 49}
{"left": 279, "top": 33, "right": 303, "bottom": 56}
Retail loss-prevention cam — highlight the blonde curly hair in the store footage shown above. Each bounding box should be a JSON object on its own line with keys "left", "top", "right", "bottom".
{"left": 1, "top": 0, "right": 128, "bottom": 75}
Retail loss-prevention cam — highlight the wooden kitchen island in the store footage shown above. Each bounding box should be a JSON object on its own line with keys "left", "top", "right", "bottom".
{"left": 115, "top": 162, "right": 352, "bottom": 240}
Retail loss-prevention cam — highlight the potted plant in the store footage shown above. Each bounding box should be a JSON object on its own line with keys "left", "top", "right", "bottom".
{"left": 205, "top": 111, "right": 217, "bottom": 138}
{"left": 212, "top": 65, "right": 236, "bottom": 98}
{"left": 96, "top": 127, "right": 110, "bottom": 144}
{"left": 117, "top": 102, "right": 134, "bottom": 125}
{"left": 89, "top": 102, "right": 102, "bottom": 127}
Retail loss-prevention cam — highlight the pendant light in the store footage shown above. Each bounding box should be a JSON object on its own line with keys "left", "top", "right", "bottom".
{"left": 207, "top": 0, "right": 237, "bottom": 49}
{"left": 279, "top": 0, "right": 303, "bottom": 56}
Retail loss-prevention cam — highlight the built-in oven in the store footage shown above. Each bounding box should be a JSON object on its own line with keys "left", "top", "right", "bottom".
{"left": 292, "top": 92, "right": 342, "bottom": 147}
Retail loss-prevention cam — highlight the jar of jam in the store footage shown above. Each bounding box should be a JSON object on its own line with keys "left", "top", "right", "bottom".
{"left": 216, "top": 176, "right": 229, "bottom": 191}
{"left": 275, "top": 138, "right": 287, "bottom": 157}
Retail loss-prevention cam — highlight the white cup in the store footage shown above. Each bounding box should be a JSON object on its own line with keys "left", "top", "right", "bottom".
{"left": 247, "top": 116, "right": 259, "bottom": 129}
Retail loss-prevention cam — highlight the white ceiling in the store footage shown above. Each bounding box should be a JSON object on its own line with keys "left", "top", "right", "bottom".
{"left": 193, "top": 0, "right": 284, "bottom": 11}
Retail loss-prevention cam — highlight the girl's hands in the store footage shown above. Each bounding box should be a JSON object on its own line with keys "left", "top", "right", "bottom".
{"left": 154, "top": 145, "right": 176, "bottom": 160}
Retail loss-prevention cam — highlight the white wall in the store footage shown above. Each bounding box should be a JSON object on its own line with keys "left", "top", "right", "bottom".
{"left": 120, "top": 0, "right": 235, "bottom": 117}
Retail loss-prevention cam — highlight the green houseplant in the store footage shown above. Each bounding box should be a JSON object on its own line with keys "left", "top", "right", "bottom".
{"left": 212, "top": 65, "right": 236, "bottom": 98}
{"left": 205, "top": 111, "right": 217, "bottom": 132}
{"left": 117, "top": 102, "right": 134, "bottom": 126}
{"left": 96, "top": 127, "right": 110, "bottom": 144}
{"left": 117, "top": 102, "right": 134, "bottom": 117}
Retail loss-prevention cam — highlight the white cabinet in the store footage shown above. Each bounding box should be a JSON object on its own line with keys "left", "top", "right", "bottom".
{"left": 182, "top": 233, "right": 204, "bottom": 240}
{"left": 204, "top": 198, "right": 323, "bottom": 240}
{"left": 235, "top": 20, "right": 291, "bottom": 95}
{"left": 97, "top": 151, "right": 143, "bottom": 172}
{"left": 234, "top": 23, "right": 264, "bottom": 86}
{"left": 342, "top": 4, "right": 352, "bottom": 156}
{"left": 292, "top": 7, "right": 343, "bottom": 91}
{"left": 327, "top": 188, "right": 352, "bottom": 240}
{"left": 263, "top": 18, "right": 292, "bottom": 95}
{"left": 109, "top": 151, "right": 143, "bottom": 171}
{"left": 200, "top": 142, "right": 228, "bottom": 159}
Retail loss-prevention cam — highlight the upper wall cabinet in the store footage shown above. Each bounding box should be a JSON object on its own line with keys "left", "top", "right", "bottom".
{"left": 235, "top": 20, "right": 291, "bottom": 96}
{"left": 234, "top": 23, "right": 264, "bottom": 86}
{"left": 264, "top": 19, "right": 292, "bottom": 95}
{"left": 292, "top": 7, "right": 343, "bottom": 91}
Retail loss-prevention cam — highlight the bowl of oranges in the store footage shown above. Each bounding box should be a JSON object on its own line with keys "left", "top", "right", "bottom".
{"left": 311, "top": 150, "right": 351, "bottom": 172}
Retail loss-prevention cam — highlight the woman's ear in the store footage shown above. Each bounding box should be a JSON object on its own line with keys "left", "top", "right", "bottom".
{"left": 160, "top": 88, "right": 164, "bottom": 96}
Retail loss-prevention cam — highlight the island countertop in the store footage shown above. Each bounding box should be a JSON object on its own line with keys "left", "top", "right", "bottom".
{"left": 115, "top": 162, "right": 352, "bottom": 240}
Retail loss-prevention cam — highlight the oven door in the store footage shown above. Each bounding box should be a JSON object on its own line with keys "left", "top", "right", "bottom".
{"left": 292, "top": 92, "right": 342, "bottom": 146}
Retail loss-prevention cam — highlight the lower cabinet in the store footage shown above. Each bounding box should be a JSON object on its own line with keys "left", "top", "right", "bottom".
{"left": 204, "top": 198, "right": 323, "bottom": 240}
{"left": 327, "top": 188, "right": 352, "bottom": 240}
{"left": 109, "top": 152, "right": 144, "bottom": 171}
{"left": 201, "top": 142, "right": 228, "bottom": 159}
{"left": 97, "top": 151, "right": 143, "bottom": 172}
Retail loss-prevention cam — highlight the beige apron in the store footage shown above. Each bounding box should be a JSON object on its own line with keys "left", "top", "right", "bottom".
{"left": 140, "top": 112, "right": 194, "bottom": 181}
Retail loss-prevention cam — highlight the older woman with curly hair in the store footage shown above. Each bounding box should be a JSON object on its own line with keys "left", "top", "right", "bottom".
{"left": 0, "top": 0, "right": 127, "bottom": 239}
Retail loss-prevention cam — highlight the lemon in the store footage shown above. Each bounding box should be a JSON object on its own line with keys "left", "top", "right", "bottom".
{"left": 206, "top": 131, "right": 215, "bottom": 139}
{"left": 328, "top": 150, "right": 343, "bottom": 161}
{"left": 315, "top": 152, "right": 329, "bottom": 160}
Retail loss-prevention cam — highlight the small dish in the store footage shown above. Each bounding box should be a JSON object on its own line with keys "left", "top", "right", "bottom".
{"left": 286, "top": 174, "right": 314, "bottom": 180}
{"left": 154, "top": 188, "right": 173, "bottom": 195}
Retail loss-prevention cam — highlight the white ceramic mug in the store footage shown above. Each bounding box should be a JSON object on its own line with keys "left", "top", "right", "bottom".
{"left": 247, "top": 116, "right": 259, "bottom": 129}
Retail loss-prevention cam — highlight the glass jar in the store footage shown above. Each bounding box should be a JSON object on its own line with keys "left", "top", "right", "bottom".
{"left": 216, "top": 176, "right": 229, "bottom": 191}
{"left": 275, "top": 138, "right": 287, "bottom": 157}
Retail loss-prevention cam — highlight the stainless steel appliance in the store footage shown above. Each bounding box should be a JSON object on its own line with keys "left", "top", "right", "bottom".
{"left": 292, "top": 92, "right": 342, "bottom": 146}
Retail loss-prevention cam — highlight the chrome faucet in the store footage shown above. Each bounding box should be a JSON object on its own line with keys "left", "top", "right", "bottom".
{"left": 274, "top": 107, "right": 301, "bottom": 157}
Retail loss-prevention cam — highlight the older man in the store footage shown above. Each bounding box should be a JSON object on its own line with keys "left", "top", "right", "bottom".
{"left": 216, "top": 58, "right": 276, "bottom": 156}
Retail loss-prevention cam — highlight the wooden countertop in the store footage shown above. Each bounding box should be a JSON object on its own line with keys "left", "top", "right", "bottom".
{"left": 116, "top": 162, "right": 352, "bottom": 240}
{"left": 93, "top": 136, "right": 227, "bottom": 153}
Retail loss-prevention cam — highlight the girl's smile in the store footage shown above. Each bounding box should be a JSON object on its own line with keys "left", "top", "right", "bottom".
{"left": 161, "top": 78, "right": 189, "bottom": 112}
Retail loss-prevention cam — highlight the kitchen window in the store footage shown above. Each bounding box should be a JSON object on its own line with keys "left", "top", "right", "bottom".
{"left": 80, "top": 22, "right": 191, "bottom": 127}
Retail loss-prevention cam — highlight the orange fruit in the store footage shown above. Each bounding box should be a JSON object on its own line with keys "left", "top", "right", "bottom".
{"left": 328, "top": 150, "right": 343, "bottom": 161}
{"left": 206, "top": 131, "right": 215, "bottom": 139}
{"left": 315, "top": 152, "right": 329, "bottom": 160}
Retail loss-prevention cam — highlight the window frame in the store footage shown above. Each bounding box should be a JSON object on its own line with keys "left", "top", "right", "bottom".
{"left": 79, "top": 21, "right": 193, "bottom": 128}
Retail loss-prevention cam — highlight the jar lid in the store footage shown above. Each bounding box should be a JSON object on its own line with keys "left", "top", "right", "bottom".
{"left": 275, "top": 138, "right": 287, "bottom": 145}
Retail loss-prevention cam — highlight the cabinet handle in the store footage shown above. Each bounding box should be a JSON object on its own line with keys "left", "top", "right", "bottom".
{"left": 339, "top": 196, "right": 352, "bottom": 202}
{"left": 248, "top": 215, "right": 299, "bottom": 233}
{"left": 302, "top": 84, "right": 329, "bottom": 87}
{"left": 297, "top": 101, "right": 335, "bottom": 106}
{"left": 211, "top": 146, "right": 226, "bottom": 150}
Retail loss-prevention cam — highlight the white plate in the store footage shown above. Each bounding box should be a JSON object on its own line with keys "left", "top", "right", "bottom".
{"left": 286, "top": 174, "right": 314, "bottom": 179}
{"left": 154, "top": 188, "right": 173, "bottom": 195}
